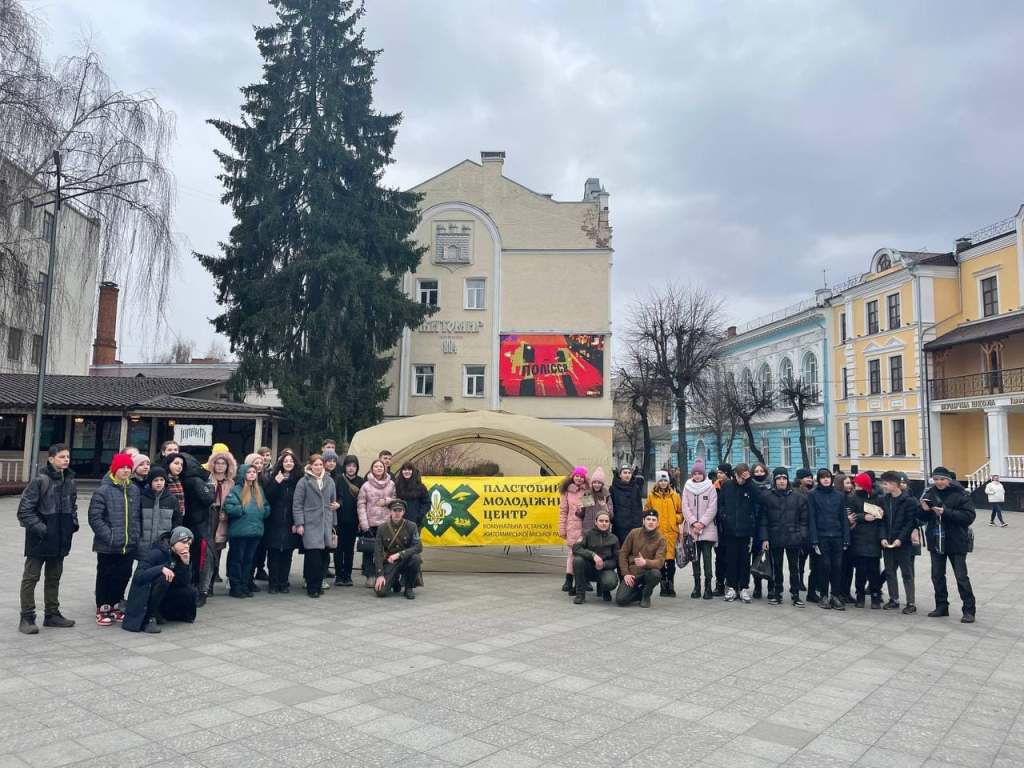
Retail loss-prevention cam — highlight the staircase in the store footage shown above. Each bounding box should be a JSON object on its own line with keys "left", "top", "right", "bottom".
{"left": 966, "top": 457, "right": 1024, "bottom": 491}
{"left": 965, "top": 463, "right": 990, "bottom": 492}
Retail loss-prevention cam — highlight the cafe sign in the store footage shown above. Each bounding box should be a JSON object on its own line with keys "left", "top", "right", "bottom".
{"left": 939, "top": 398, "right": 996, "bottom": 411}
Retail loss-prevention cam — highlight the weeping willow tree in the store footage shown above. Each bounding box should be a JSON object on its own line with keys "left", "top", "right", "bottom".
{"left": 0, "top": 0, "right": 176, "bottom": 362}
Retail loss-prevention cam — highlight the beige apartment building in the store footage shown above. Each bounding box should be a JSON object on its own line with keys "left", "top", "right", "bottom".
{"left": 382, "top": 151, "right": 614, "bottom": 469}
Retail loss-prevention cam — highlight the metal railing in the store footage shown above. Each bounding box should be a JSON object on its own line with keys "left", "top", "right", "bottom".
{"left": 960, "top": 217, "right": 1016, "bottom": 245}
{"left": 928, "top": 367, "right": 1024, "bottom": 400}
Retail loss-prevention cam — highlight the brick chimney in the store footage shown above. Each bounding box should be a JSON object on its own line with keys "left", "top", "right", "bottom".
{"left": 726, "top": 325, "right": 737, "bottom": 338}
{"left": 92, "top": 281, "right": 119, "bottom": 365}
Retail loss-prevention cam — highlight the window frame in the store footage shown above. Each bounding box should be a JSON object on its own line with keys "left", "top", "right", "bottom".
{"left": 805, "top": 435, "right": 817, "bottom": 466}
{"left": 464, "top": 277, "right": 486, "bottom": 311}
{"left": 843, "top": 422, "right": 851, "bottom": 457}
{"left": 840, "top": 312, "right": 847, "bottom": 343}
{"left": 980, "top": 275, "right": 999, "bottom": 318}
{"left": 781, "top": 435, "right": 791, "bottom": 467}
{"left": 30, "top": 334, "right": 42, "bottom": 366}
{"left": 866, "top": 299, "right": 879, "bottom": 335}
{"left": 889, "top": 355, "right": 903, "bottom": 393}
{"left": 841, "top": 367, "right": 849, "bottom": 399}
{"left": 416, "top": 278, "right": 439, "bottom": 308}
{"left": 7, "top": 327, "right": 24, "bottom": 361}
{"left": 463, "top": 364, "right": 486, "bottom": 398}
{"left": 892, "top": 419, "right": 906, "bottom": 456}
{"left": 759, "top": 433, "right": 770, "bottom": 465}
{"left": 412, "top": 364, "right": 435, "bottom": 397}
{"left": 868, "top": 358, "right": 882, "bottom": 395}
{"left": 886, "top": 293, "right": 901, "bottom": 330}
{"left": 870, "top": 420, "right": 884, "bottom": 456}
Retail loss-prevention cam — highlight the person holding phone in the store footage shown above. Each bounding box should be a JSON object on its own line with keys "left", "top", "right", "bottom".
{"left": 920, "top": 467, "right": 976, "bottom": 623}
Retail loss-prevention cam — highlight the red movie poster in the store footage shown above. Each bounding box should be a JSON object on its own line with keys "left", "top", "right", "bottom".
{"left": 499, "top": 334, "right": 604, "bottom": 397}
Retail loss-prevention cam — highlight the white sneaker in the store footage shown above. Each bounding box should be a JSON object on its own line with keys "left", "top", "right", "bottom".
{"left": 740, "top": 588, "right": 752, "bottom": 603}
{"left": 724, "top": 587, "right": 737, "bottom": 602}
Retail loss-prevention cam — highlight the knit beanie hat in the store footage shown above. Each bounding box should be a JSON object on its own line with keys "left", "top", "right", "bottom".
{"left": 132, "top": 453, "right": 151, "bottom": 470}
{"left": 147, "top": 466, "right": 168, "bottom": 485}
{"left": 323, "top": 449, "right": 339, "bottom": 463}
{"left": 656, "top": 470, "right": 670, "bottom": 483}
{"left": 110, "top": 453, "right": 134, "bottom": 474}
{"left": 643, "top": 508, "right": 659, "bottom": 519}
{"left": 572, "top": 466, "right": 588, "bottom": 479}
{"left": 692, "top": 459, "right": 706, "bottom": 475}
{"left": 169, "top": 526, "right": 193, "bottom": 546}
{"left": 854, "top": 472, "right": 873, "bottom": 493}
{"left": 795, "top": 468, "right": 813, "bottom": 480}
{"left": 244, "top": 452, "right": 261, "bottom": 466}
{"left": 590, "top": 466, "right": 606, "bottom": 485}
{"left": 772, "top": 466, "right": 790, "bottom": 480}
{"left": 930, "top": 466, "right": 953, "bottom": 481}
{"left": 717, "top": 463, "right": 733, "bottom": 477}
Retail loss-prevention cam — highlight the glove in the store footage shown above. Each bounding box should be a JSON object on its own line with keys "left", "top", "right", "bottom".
{"left": 31, "top": 523, "right": 47, "bottom": 538}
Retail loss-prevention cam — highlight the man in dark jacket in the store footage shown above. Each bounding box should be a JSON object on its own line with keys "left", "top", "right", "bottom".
{"left": 122, "top": 527, "right": 197, "bottom": 633}
{"left": 17, "top": 444, "right": 78, "bottom": 634}
{"left": 749, "top": 464, "right": 770, "bottom": 598}
{"left": 808, "top": 469, "right": 851, "bottom": 610}
{"left": 610, "top": 466, "right": 644, "bottom": 543}
{"left": 920, "top": 467, "right": 976, "bottom": 623}
{"left": 878, "top": 470, "right": 918, "bottom": 614}
{"left": 571, "top": 510, "right": 620, "bottom": 604}
{"left": 758, "top": 468, "right": 809, "bottom": 607}
{"left": 847, "top": 473, "right": 884, "bottom": 608}
{"left": 374, "top": 500, "right": 423, "bottom": 599}
{"left": 794, "top": 467, "right": 815, "bottom": 592}
{"left": 717, "top": 463, "right": 757, "bottom": 603}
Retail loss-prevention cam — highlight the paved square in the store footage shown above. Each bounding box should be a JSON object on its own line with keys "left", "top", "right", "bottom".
{"left": 1, "top": 495, "right": 1022, "bottom": 767}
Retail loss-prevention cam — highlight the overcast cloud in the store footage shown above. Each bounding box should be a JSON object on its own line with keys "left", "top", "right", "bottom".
{"left": 30, "top": 0, "right": 1024, "bottom": 361}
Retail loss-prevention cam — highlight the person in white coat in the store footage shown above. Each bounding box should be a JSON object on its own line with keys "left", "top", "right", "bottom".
{"left": 985, "top": 475, "right": 1007, "bottom": 527}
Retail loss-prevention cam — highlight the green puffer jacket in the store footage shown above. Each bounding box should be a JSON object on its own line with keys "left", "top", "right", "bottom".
{"left": 223, "top": 465, "right": 270, "bottom": 539}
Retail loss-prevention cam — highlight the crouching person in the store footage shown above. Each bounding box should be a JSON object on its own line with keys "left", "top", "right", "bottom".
{"left": 123, "top": 527, "right": 197, "bottom": 634}
{"left": 571, "top": 511, "right": 620, "bottom": 604}
{"left": 615, "top": 510, "right": 666, "bottom": 608}
{"left": 374, "top": 500, "right": 423, "bottom": 600}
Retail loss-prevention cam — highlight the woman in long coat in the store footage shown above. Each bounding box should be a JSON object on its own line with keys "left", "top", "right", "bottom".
{"left": 292, "top": 454, "right": 337, "bottom": 598}
{"left": 263, "top": 449, "right": 301, "bottom": 594}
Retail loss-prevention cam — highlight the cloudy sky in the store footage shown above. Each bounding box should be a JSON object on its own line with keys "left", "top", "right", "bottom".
{"left": 32, "top": 0, "right": 1024, "bottom": 361}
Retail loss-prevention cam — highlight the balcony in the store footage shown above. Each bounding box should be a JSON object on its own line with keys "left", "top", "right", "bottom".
{"left": 928, "top": 367, "right": 1024, "bottom": 401}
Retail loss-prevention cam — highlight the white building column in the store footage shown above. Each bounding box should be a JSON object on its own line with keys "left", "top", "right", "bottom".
{"left": 928, "top": 410, "right": 943, "bottom": 471}
{"left": 253, "top": 418, "right": 264, "bottom": 451}
{"left": 985, "top": 406, "right": 1009, "bottom": 477}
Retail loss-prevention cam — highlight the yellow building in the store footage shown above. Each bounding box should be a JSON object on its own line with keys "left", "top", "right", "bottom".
{"left": 829, "top": 249, "right": 959, "bottom": 479}
{"left": 924, "top": 207, "right": 1024, "bottom": 489}
{"left": 380, "top": 151, "right": 614, "bottom": 470}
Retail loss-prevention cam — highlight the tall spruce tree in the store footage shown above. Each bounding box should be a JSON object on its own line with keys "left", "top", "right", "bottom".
{"left": 198, "top": 0, "right": 429, "bottom": 445}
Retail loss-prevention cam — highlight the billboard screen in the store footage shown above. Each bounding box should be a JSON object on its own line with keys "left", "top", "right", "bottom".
{"left": 499, "top": 334, "right": 604, "bottom": 397}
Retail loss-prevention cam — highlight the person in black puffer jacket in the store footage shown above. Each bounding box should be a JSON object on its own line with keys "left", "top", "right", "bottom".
{"left": 610, "top": 466, "right": 644, "bottom": 543}
{"left": 571, "top": 510, "right": 620, "bottom": 603}
{"left": 878, "top": 470, "right": 918, "bottom": 613}
{"left": 757, "top": 467, "right": 808, "bottom": 606}
{"left": 717, "top": 463, "right": 758, "bottom": 602}
{"left": 88, "top": 453, "right": 143, "bottom": 626}
{"left": 847, "top": 473, "right": 884, "bottom": 608}
{"left": 137, "top": 467, "right": 181, "bottom": 558}
{"left": 920, "top": 467, "right": 976, "bottom": 622}
{"left": 165, "top": 453, "right": 215, "bottom": 597}
{"left": 808, "top": 469, "right": 850, "bottom": 610}
{"left": 17, "top": 444, "right": 78, "bottom": 633}
{"left": 262, "top": 449, "right": 301, "bottom": 593}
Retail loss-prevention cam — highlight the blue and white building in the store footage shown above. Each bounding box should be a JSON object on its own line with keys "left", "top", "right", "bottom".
{"left": 676, "top": 290, "right": 833, "bottom": 471}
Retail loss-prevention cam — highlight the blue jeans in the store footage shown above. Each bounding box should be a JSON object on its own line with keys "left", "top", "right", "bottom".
{"left": 991, "top": 505, "right": 1004, "bottom": 524}
{"left": 228, "top": 537, "right": 259, "bottom": 595}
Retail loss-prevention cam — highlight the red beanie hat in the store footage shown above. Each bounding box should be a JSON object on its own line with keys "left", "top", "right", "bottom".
{"left": 853, "top": 472, "right": 873, "bottom": 493}
{"left": 110, "top": 453, "right": 135, "bottom": 474}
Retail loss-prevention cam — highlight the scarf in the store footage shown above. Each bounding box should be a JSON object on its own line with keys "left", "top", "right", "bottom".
{"left": 343, "top": 474, "right": 361, "bottom": 498}
{"left": 167, "top": 476, "right": 186, "bottom": 518}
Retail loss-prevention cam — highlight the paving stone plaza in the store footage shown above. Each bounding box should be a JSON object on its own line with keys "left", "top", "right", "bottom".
{"left": 1, "top": 496, "right": 1022, "bottom": 768}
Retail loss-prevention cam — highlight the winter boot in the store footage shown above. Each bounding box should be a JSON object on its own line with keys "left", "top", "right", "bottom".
{"left": 404, "top": 585, "right": 416, "bottom": 600}
{"left": 752, "top": 582, "right": 763, "bottom": 600}
{"left": 639, "top": 581, "right": 655, "bottom": 608}
{"left": 43, "top": 613, "right": 75, "bottom": 628}
{"left": 690, "top": 576, "right": 701, "bottom": 599}
{"left": 18, "top": 613, "right": 38, "bottom": 635}
{"left": 870, "top": 595, "right": 882, "bottom": 610}
{"left": 602, "top": 588, "right": 612, "bottom": 602}
{"left": 854, "top": 595, "right": 865, "bottom": 608}
{"left": 831, "top": 595, "right": 846, "bottom": 611}
{"left": 928, "top": 606, "right": 949, "bottom": 618}
{"left": 703, "top": 583, "right": 713, "bottom": 600}
{"left": 659, "top": 577, "right": 669, "bottom": 597}
{"left": 666, "top": 569, "right": 677, "bottom": 597}
{"left": 561, "top": 574, "right": 574, "bottom": 593}
{"left": 713, "top": 581, "right": 726, "bottom": 597}
{"left": 142, "top": 621, "right": 162, "bottom": 634}
{"left": 573, "top": 590, "right": 585, "bottom": 604}
{"left": 806, "top": 590, "right": 821, "bottom": 604}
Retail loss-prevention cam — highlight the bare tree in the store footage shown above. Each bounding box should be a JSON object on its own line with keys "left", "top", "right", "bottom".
{"left": 779, "top": 371, "right": 818, "bottom": 469}
{"left": 415, "top": 444, "right": 482, "bottom": 476}
{"left": 145, "top": 338, "right": 193, "bottom": 365}
{"left": 0, "top": 0, "right": 176, "bottom": 321}
{"left": 614, "top": 340, "right": 666, "bottom": 480}
{"left": 631, "top": 284, "right": 724, "bottom": 475}
{"left": 613, "top": 404, "right": 642, "bottom": 468}
{"left": 692, "top": 363, "right": 738, "bottom": 464}
{"left": 724, "top": 371, "right": 775, "bottom": 465}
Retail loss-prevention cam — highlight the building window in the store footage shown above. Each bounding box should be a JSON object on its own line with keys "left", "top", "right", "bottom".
{"left": 779, "top": 357, "right": 793, "bottom": 385}
{"left": 760, "top": 433, "right": 770, "bottom": 465}
{"left": 416, "top": 279, "right": 438, "bottom": 307}
{"left": 876, "top": 253, "right": 892, "bottom": 272}
{"left": 19, "top": 198, "right": 33, "bottom": 230}
{"left": 889, "top": 355, "right": 903, "bottom": 393}
{"left": 843, "top": 422, "right": 851, "bottom": 457}
{"left": 806, "top": 435, "right": 818, "bottom": 466}
{"left": 841, "top": 367, "right": 849, "bottom": 399}
{"left": 42, "top": 210, "right": 54, "bottom": 242}
{"left": 7, "top": 327, "right": 23, "bottom": 361}
{"left": 870, "top": 420, "right": 884, "bottom": 456}
{"left": 31, "top": 334, "right": 42, "bottom": 366}
{"left": 464, "top": 278, "right": 486, "bottom": 310}
{"left": 37, "top": 272, "right": 48, "bottom": 304}
{"left": 781, "top": 436, "right": 792, "bottom": 467}
{"left": 413, "top": 365, "right": 434, "bottom": 396}
{"left": 866, "top": 300, "right": 879, "bottom": 335}
{"left": 758, "top": 363, "right": 772, "bottom": 405}
{"left": 801, "top": 352, "right": 818, "bottom": 401}
{"left": 892, "top": 419, "right": 906, "bottom": 456}
{"left": 887, "top": 293, "right": 901, "bottom": 329}
{"left": 868, "top": 359, "right": 881, "bottom": 395}
{"left": 840, "top": 312, "right": 847, "bottom": 343}
{"left": 981, "top": 276, "right": 998, "bottom": 318}
{"left": 463, "top": 365, "right": 485, "bottom": 397}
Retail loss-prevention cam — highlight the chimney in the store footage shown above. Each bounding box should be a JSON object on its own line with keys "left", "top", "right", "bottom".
{"left": 480, "top": 151, "right": 505, "bottom": 173}
{"left": 955, "top": 237, "right": 972, "bottom": 254}
{"left": 92, "top": 281, "right": 119, "bottom": 365}
{"left": 726, "top": 325, "right": 737, "bottom": 338}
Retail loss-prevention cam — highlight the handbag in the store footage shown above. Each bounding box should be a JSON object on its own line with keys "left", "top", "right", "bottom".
{"left": 676, "top": 534, "right": 696, "bottom": 567}
{"left": 357, "top": 532, "right": 376, "bottom": 554}
{"left": 751, "top": 548, "right": 772, "bottom": 580}
{"left": 330, "top": 528, "right": 338, "bottom": 550}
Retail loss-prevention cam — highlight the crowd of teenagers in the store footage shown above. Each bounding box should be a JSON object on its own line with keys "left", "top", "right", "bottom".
{"left": 559, "top": 459, "right": 980, "bottom": 622}
{"left": 16, "top": 439, "right": 430, "bottom": 635}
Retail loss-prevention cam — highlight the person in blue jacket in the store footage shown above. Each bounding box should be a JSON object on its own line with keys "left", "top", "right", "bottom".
{"left": 223, "top": 463, "right": 271, "bottom": 598}
{"left": 808, "top": 468, "right": 851, "bottom": 611}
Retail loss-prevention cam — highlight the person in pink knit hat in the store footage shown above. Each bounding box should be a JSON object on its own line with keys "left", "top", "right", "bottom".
{"left": 682, "top": 458, "right": 719, "bottom": 600}
{"left": 558, "top": 467, "right": 589, "bottom": 594}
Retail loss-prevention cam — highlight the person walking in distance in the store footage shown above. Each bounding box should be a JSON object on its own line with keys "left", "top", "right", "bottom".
{"left": 985, "top": 474, "right": 1007, "bottom": 527}
{"left": 920, "top": 467, "right": 977, "bottom": 623}
{"left": 17, "top": 444, "right": 78, "bottom": 634}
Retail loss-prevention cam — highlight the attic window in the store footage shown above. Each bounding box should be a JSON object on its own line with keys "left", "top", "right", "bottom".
{"left": 876, "top": 254, "right": 891, "bottom": 272}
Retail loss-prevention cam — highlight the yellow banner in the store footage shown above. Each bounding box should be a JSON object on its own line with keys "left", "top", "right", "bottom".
{"left": 420, "top": 476, "right": 564, "bottom": 547}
